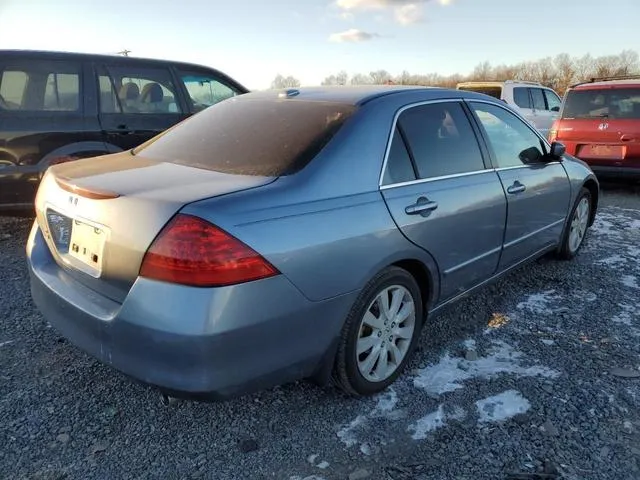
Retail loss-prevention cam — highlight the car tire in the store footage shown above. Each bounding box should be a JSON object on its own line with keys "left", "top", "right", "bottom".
{"left": 557, "top": 187, "right": 592, "bottom": 260}
{"left": 332, "top": 266, "right": 423, "bottom": 396}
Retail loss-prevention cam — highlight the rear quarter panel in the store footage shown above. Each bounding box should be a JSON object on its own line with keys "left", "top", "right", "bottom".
{"left": 183, "top": 98, "right": 443, "bottom": 304}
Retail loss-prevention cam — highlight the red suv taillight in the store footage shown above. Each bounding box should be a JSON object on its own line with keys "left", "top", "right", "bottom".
{"left": 139, "top": 214, "right": 279, "bottom": 287}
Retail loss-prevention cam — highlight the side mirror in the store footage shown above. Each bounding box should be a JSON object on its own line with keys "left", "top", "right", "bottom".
{"left": 549, "top": 141, "right": 566, "bottom": 160}
{"left": 550, "top": 106, "right": 560, "bottom": 112}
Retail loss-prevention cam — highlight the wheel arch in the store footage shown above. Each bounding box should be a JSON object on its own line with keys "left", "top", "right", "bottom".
{"left": 582, "top": 177, "right": 599, "bottom": 226}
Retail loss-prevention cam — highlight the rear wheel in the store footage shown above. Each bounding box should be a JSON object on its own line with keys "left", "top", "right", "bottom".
{"left": 557, "top": 187, "right": 591, "bottom": 260}
{"left": 333, "top": 266, "right": 423, "bottom": 396}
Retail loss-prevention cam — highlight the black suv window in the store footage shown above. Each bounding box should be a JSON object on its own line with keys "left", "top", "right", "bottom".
{"left": 397, "top": 102, "right": 485, "bottom": 179}
{"left": 471, "top": 102, "right": 547, "bottom": 168}
{"left": 513, "top": 87, "right": 531, "bottom": 108}
{"left": 98, "top": 65, "right": 183, "bottom": 114}
{"left": 0, "top": 61, "right": 81, "bottom": 112}
{"left": 177, "top": 70, "right": 240, "bottom": 113}
{"left": 543, "top": 89, "right": 562, "bottom": 112}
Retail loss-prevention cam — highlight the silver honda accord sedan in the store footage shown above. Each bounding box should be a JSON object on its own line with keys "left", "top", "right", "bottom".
{"left": 27, "top": 85, "right": 599, "bottom": 400}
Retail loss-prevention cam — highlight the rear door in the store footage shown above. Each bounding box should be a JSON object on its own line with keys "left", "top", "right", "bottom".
{"left": 530, "top": 87, "right": 562, "bottom": 137}
{"left": 96, "top": 61, "right": 190, "bottom": 151}
{"left": 554, "top": 86, "right": 640, "bottom": 169}
{"left": 511, "top": 86, "right": 537, "bottom": 127}
{"left": 380, "top": 100, "right": 507, "bottom": 302}
{"left": 467, "top": 100, "right": 571, "bottom": 270}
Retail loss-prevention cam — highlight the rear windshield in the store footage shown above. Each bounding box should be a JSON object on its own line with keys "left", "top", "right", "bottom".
{"left": 562, "top": 87, "right": 640, "bottom": 119}
{"left": 457, "top": 85, "right": 502, "bottom": 99}
{"left": 132, "top": 97, "right": 357, "bottom": 176}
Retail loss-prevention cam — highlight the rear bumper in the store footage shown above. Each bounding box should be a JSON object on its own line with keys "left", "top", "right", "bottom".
{"left": 27, "top": 222, "right": 356, "bottom": 399}
{"left": 589, "top": 165, "right": 640, "bottom": 179}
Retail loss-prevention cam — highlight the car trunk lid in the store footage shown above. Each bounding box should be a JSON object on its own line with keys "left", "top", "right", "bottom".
{"left": 35, "top": 151, "right": 276, "bottom": 303}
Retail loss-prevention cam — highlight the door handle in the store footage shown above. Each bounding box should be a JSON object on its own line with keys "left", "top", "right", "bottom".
{"left": 405, "top": 197, "right": 438, "bottom": 215}
{"left": 621, "top": 135, "right": 634, "bottom": 142}
{"left": 507, "top": 181, "right": 526, "bottom": 195}
{"left": 115, "top": 124, "right": 133, "bottom": 135}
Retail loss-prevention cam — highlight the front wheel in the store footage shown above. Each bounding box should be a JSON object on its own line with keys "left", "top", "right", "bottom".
{"left": 557, "top": 187, "right": 591, "bottom": 260}
{"left": 332, "top": 266, "right": 423, "bottom": 396}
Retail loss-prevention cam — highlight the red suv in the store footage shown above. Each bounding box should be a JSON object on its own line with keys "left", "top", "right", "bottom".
{"left": 549, "top": 75, "right": 640, "bottom": 179}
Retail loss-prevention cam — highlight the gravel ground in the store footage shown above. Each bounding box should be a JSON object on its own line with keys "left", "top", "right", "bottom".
{"left": 1, "top": 182, "right": 639, "bottom": 480}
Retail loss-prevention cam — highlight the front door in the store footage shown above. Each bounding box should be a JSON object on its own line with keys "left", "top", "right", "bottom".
{"left": 467, "top": 100, "right": 571, "bottom": 270}
{"left": 95, "top": 63, "right": 189, "bottom": 151}
{"left": 380, "top": 100, "right": 507, "bottom": 302}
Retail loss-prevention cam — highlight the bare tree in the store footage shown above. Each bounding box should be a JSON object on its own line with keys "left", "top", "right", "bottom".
{"left": 271, "top": 74, "right": 301, "bottom": 89}
{"left": 369, "top": 70, "right": 392, "bottom": 84}
{"left": 350, "top": 73, "right": 373, "bottom": 85}
{"left": 321, "top": 71, "right": 349, "bottom": 86}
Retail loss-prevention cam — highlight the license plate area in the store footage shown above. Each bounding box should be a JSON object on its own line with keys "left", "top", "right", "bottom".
{"left": 45, "top": 207, "right": 108, "bottom": 278}
{"left": 69, "top": 220, "right": 106, "bottom": 273}
{"left": 578, "top": 144, "right": 625, "bottom": 160}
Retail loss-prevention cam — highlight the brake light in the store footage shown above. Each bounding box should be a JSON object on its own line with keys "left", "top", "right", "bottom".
{"left": 139, "top": 214, "right": 279, "bottom": 287}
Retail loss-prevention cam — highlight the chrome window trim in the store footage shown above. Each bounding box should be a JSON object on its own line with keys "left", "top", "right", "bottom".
{"left": 378, "top": 97, "right": 488, "bottom": 188}
{"left": 380, "top": 169, "right": 491, "bottom": 191}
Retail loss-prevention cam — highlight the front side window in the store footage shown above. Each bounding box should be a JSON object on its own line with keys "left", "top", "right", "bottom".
{"left": 178, "top": 70, "right": 240, "bottom": 113}
{"left": 562, "top": 88, "right": 640, "bottom": 119}
{"left": 98, "top": 65, "right": 182, "bottom": 114}
{"left": 471, "top": 102, "right": 547, "bottom": 168}
{"left": 0, "top": 61, "right": 80, "bottom": 112}
{"left": 397, "top": 102, "right": 485, "bottom": 179}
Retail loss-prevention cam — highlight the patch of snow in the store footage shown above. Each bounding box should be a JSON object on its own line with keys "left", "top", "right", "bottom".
{"left": 0, "top": 340, "right": 13, "bottom": 348}
{"left": 622, "top": 275, "right": 639, "bottom": 289}
{"left": 541, "top": 339, "right": 555, "bottom": 346}
{"left": 408, "top": 405, "right": 466, "bottom": 440}
{"left": 413, "top": 340, "right": 559, "bottom": 396}
{"left": 516, "top": 290, "right": 562, "bottom": 315}
{"left": 336, "top": 387, "right": 401, "bottom": 450}
{"left": 463, "top": 339, "right": 477, "bottom": 350}
{"left": 612, "top": 304, "right": 638, "bottom": 326}
{"left": 476, "top": 390, "right": 531, "bottom": 423}
{"left": 359, "top": 443, "right": 373, "bottom": 456}
{"left": 316, "top": 461, "right": 330, "bottom": 469}
{"left": 596, "top": 255, "right": 627, "bottom": 267}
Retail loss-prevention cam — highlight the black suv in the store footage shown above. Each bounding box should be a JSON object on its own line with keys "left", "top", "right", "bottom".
{"left": 0, "top": 50, "right": 248, "bottom": 212}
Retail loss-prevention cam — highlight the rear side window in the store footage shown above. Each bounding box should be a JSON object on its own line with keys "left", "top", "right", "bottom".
{"left": 0, "top": 61, "right": 81, "bottom": 112}
{"left": 543, "top": 89, "right": 562, "bottom": 111}
{"left": 381, "top": 127, "right": 416, "bottom": 185}
{"left": 562, "top": 87, "right": 640, "bottom": 119}
{"left": 530, "top": 88, "right": 546, "bottom": 110}
{"left": 98, "top": 65, "right": 182, "bottom": 114}
{"left": 133, "top": 98, "right": 357, "bottom": 176}
{"left": 513, "top": 87, "right": 531, "bottom": 108}
{"left": 398, "top": 102, "right": 485, "bottom": 179}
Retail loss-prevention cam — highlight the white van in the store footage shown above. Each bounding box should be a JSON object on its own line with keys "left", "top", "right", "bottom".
{"left": 456, "top": 80, "right": 562, "bottom": 137}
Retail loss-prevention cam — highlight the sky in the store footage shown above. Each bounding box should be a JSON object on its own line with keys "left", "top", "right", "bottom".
{"left": 0, "top": 0, "right": 637, "bottom": 90}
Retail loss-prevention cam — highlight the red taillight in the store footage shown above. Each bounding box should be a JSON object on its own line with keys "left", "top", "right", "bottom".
{"left": 139, "top": 214, "right": 279, "bottom": 287}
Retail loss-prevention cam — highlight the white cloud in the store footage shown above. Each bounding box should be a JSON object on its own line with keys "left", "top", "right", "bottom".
{"left": 328, "top": 28, "right": 381, "bottom": 43}
{"left": 395, "top": 3, "right": 424, "bottom": 24}
{"left": 335, "top": 0, "right": 451, "bottom": 26}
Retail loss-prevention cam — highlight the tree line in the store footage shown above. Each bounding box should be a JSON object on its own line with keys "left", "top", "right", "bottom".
{"left": 271, "top": 50, "right": 639, "bottom": 94}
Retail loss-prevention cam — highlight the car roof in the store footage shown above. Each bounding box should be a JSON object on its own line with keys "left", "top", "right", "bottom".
{"left": 0, "top": 49, "right": 241, "bottom": 82}
{"left": 234, "top": 85, "right": 499, "bottom": 106}
{"left": 570, "top": 76, "right": 640, "bottom": 90}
